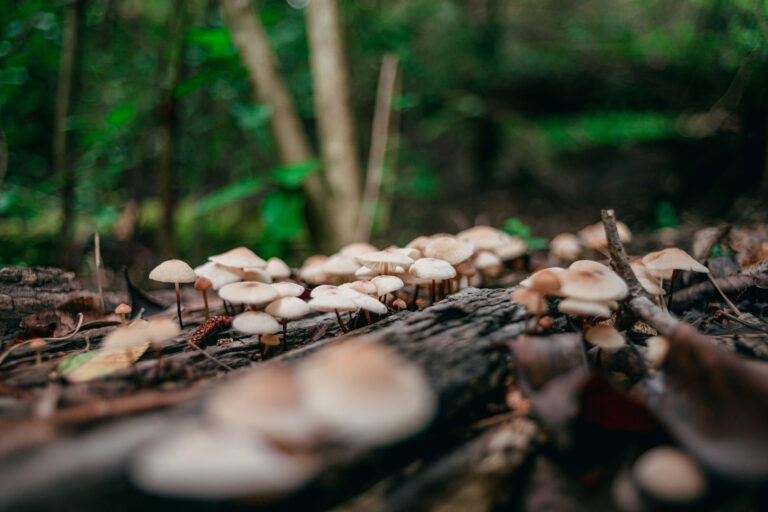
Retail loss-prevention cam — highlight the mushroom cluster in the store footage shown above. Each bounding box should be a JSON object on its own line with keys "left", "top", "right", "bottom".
{"left": 130, "top": 337, "right": 437, "bottom": 500}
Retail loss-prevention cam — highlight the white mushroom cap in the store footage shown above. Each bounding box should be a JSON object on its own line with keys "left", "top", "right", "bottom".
{"left": 474, "top": 251, "right": 502, "bottom": 270}
{"left": 207, "top": 365, "right": 318, "bottom": 445}
{"left": 371, "top": 275, "right": 404, "bottom": 297}
{"left": 298, "top": 255, "right": 330, "bottom": 285}
{"left": 510, "top": 288, "right": 547, "bottom": 315}
{"left": 386, "top": 246, "right": 421, "bottom": 261}
{"left": 297, "top": 339, "right": 437, "bottom": 446}
{"left": 308, "top": 292, "right": 357, "bottom": 313}
{"left": 339, "top": 288, "right": 388, "bottom": 315}
{"left": 209, "top": 246, "right": 266, "bottom": 269}
{"left": 265, "top": 257, "right": 291, "bottom": 279}
{"left": 494, "top": 236, "right": 527, "bottom": 261}
{"left": 645, "top": 336, "right": 669, "bottom": 365}
{"left": 354, "top": 266, "right": 377, "bottom": 278}
{"left": 410, "top": 258, "right": 457, "bottom": 281}
{"left": 405, "top": 235, "right": 432, "bottom": 255}
{"left": 559, "top": 261, "right": 628, "bottom": 301}
{"left": 194, "top": 261, "right": 242, "bottom": 290}
{"left": 346, "top": 280, "right": 377, "bottom": 296}
{"left": 102, "top": 325, "right": 149, "bottom": 350}
{"left": 642, "top": 248, "right": 709, "bottom": 274}
{"left": 549, "top": 233, "right": 582, "bottom": 262}
{"left": 633, "top": 446, "right": 706, "bottom": 503}
{"left": 339, "top": 242, "right": 378, "bottom": 257}
{"left": 322, "top": 254, "right": 360, "bottom": 276}
{"left": 232, "top": 311, "right": 280, "bottom": 335}
{"left": 557, "top": 299, "right": 613, "bottom": 319}
{"left": 265, "top": 297, "right": 310, "bottom": 320}
{"left": 529, "top": 269, "right": 562, "bottom": 295}
{"left": 270, "top": 281, "right": 305, "bottom": 298}
{"left": 130, "top": 425, "right": 318, "bottom": 500}
{"left": 519, "top": 267, "right": 566, "bottom": 287}
{"left": 241, "top": 267, "right": 273, "bottom": 284}
{"left": 145, "top": 318, "right": 181, "bottom": 347}
{"left": 457, "top": 226, "right": 510, "bottom": 251}
{"left": 630, "top": 261, "right": 666, "bottom": 296}
{"left": 424, "top": 237, "right": 474, "bottom": 265}
{"left": 356, "top": 251, "right": 414, "bottom": 273}
{"left": 149, "top": 259, "right": 197, "bottom": 284}
{"left": 219, "top": 282, "right": 279, "bottom": 306}
{"left": 578, "top": 221, "right": 632, "bottom": 249}
{"left": 310, "top": 284, "right": 338, "bottom": 298}
{"left": 584, "top": 325, "right": 626, "bottom": 351}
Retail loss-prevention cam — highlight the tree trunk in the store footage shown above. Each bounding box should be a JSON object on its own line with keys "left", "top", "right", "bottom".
{"left": 54, "top": 0, "right": 83, "bottom": 265}
{"left": 305, "top": 0, "right": 363, "bottom": 248}
{"left": 155, "top": 0, "right": 187, "bottom": 258}
{"left": 219, "top": 0, "right": 340, "bottom": 252}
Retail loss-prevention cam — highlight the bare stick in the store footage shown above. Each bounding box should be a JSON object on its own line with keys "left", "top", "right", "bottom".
{"left": 94, "top": 232, "right": 105, "bottom": 313}
{"left": 186, "top": 340, "right": 233, "bottom": 372}
{"left": 706, "top": 272, "right": 743, "bottom": 317}
{"left": 354, "top": 53, "right": 399, "bottom": 242}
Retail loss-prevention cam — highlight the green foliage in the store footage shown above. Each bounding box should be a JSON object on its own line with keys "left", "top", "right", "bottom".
{"left": 502, "top": 218, "right": 548, "bottom": 250}
{"left": 655, "top": 200, "right": 679, "bottom": 229}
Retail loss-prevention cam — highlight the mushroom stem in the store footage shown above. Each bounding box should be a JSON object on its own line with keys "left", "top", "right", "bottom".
{"left": 334, "top": 309, "right": 349, "bottom": 333}
{"left": 412, "top": 284, "right": 420, "bottom": 308}
{"left": 120, "top": 313, "right": 127, "bottom": 325}
{"left": 282, "top": 318, "right": 288, "bottom": 348}
{"left": 431, "top": 280, "right": 436, "bottom": 304}
{"left": 364, "top": 309, "right": 372, "bottom": 324}
{"left": 34, "top": 348, "right": 42, "bottom": 365}
{"left": 174, "top": 282, "right": 183, "bottom": 329}
{"left": 666, "top": 269, "right": 678, "bottom": 309}
{"left": 154, "top": 345, "right": 163, "bottom": 376}
{"left": 202, "top": 290, "right": 210, "bottom": 321}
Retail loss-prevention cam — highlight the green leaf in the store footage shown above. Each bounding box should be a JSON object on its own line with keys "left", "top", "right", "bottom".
{"left": 106, "top": 102, "right": 136, "bottom": 130}
{"left": 260, "top": 190, "right": 306, "bottom": 241}
{"left": 57, "top": 350, "right": 99, "bottom": 375}
{"left": 502, "top": 218, "right": 532, "bottom": 239}
{"left": 232, "top": 102, "right": 273, "bottom": 133}
{"left": 526, "top": 237, "right": 549, "bottom": 250}
{"left": 271, "top": 159, "right": 320, "bottom": 189}
{"left": 655, "top": 200, "right": 678, "bottom": 229}
{"left": 191, "top": 176, "right": 266, "bottom": 217}
{"left": 186, "top": 28, "right": 234, "bottom": 58}
{"left": 175, "top": 70, "right": 218, "bottom": 98}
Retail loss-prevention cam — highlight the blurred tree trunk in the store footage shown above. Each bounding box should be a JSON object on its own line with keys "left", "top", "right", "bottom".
{"left": 305, "top": 0, "right": 362, "bottom": 245}
{"left": 54, "top": 0, "right": 84, "bottom": 265}
{"left": 219, "top": 0, "right": 343, "bottom": 252}
{"left": 155, "top": 0, "right": 187, "bottom": 258}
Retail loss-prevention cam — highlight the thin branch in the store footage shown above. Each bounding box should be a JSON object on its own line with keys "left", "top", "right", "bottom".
{"left": 186, "top": 340, "right": 233, "bottom": 372}
{"left": 706, "top": 272, "right": 743, "bottom": 316}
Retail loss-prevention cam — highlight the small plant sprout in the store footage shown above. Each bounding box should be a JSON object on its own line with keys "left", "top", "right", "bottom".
{"left": 265, "top": 297, "right": 310, "bottom": 348}
{"left": 149, "top": 259, "right": 197, "bottom": 329}
{"left": 29, "top": 338, "right": 45, "bottom": 365}
{"left": 308, "top": 292, "right": 357, "bottom": 333}
{"left": 409, "top": 258, "right": 456, "bottom": 304}
{"left": 297, "top": 339, "right": 437, "bottom": 447}
{"left": 193, "top": 277, "right": 213, "bottom": 321}
{"left": 115, "top": 303, "right": 132, "bottom": 325}
{"left": 232, "top": 311, "right": 280, "bottom": 351}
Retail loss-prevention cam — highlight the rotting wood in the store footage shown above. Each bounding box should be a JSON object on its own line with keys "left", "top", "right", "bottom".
{"left": 0, "top": 287, "right": 530, "bottom": 511}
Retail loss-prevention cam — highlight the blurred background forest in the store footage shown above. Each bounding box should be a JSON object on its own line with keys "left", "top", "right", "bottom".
{"left": 2, "top": 0, "right": 768, "bottom": 274}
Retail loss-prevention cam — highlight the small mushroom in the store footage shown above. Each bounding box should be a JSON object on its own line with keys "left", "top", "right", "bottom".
{"left": 146, "top": 318, "right": 181, "bottom": 372}
{"left": 549, "top": 233, "right": 581, "bottom": 262}
{"left": 510, "top": 288, "right": 547, "bottom": 334}
{"left": 409, "top": 258, "right": 456, "bottom": 304}
{"left": 232, "top": 311, "right": 280, "bottom": 348}
{"left": 260, "top": 334, "right": 281, "bottom": 357}
{"left": 265, "top": 297, "right": 310, "bottom": 347}
{"left": 194, "top": 277, "right": 213, "bottom": 321}
{"left": 29, "top": 338, "right": 46, "bottom": 365}
{"left": 633, "top": 446, "right": 706, "bottom": 505}
{"left": 584, "top": 325, "right": 626, "bottom": 369}
{"left": 219, "top": 282, "right": 279, "bottom": 310}
{"left": 308, "top": 292, "right": 357, "bottom": 333}
{"left": 642, "top": 248, "right": 709, "bottom": 308}
{"left": 265, "top": 257, "right": 292, "bottom": 280}
{"left": 270, "top": 281, "right": 306, "bottom": 298}
{"left": 355, "top": 251, "right": 414, "bottom": 276}
{"left": 371, "top": 275, "right": 404, "bottom": 303}
{"left": 149, "top": 259, "right": 197, "bottom": 329}
{"left": 209, "top": 246, "right": 267, "bottom": 269}
{"left": 644, "top": 335, "right": 669, "bottom": 366}
{"left": 115, "top": 303, "right": 132, "bottom": 325}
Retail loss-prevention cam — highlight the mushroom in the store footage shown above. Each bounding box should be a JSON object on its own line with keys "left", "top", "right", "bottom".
{"left": 130, "top": 425, "right": 319, "bottom": 500}
{"left": 209, "top": 246, "right": 267, "bottom": 269}
{"left": 218, "top": 281, "right": 279, "bottom": 311}
{"left": 558, "top": 260, "right": 628, "bottom": 302}
{"left": 260, "top": 334, "right": 281, "bottom": 357}
{"left": 584, "top": 325, "right": 626, "bottom": 369}
{"left": 232, "top": 311, "right": 280, "bottom": 355}
{"left": 298, "top": 254, "right": 330, "bottom": 285}
{"left": 355, "top": 251, "right": 414, "bottom": 276}
{"left": 194, "top": 277, "right": 213, "bottom": 321}
{"left": 392, "top": 298, "right": 407, "bottom": 311}
{"left": 456, "top": 225, "right": 510, "bottom": 252}
{"left": 339, "top": 241, "right": 378, "bottom": 257}
{"left": 644, "top": 335, "right": 669, "bottom": 366}
{"left": 149, "top": 259, "right": 197, "bottom": 329}
{"left": 474, "top": 251, "right": 503, "bottom": 285}
{"left": 510, "top": 288, "right": 547, "bottom": 334}
{"left": 146, "top": 318, "right": 181, "bottom": 372}
{"left": 206, "top": 364, "right": 318, "bottom": 446}
{"left": 308, "top": 291, "right": 357, "bottom": 333}
{"left": 29, "top": 338, "right": 46, "bottom": 365}
{"left": 265, "top": 257, "right": 292, "bottom": 280}
{"left": 371, "top": 275, "right": 404, "bottom": 304}
{"left": 241, "top": 267, "right": 273, "bottom": 283}
{"left": 102, "top": 324, "right": 150, "bottom": 376}
{"left": 194, "top": 261, "right": 242, "bottom": 290}
{"left": 346, "top": 279, "right": 377, "bottom": 296}
{"left": 270, "top": 281, "right": 306, "bottom": 298}
{"left": 578, "top": 220, "right": 632, "bottom": 254}
{"left": 265, "top": 297, "right": 310, "bottom": 347}
{"left": 297, "top": 339, "right": 437, "bottom": 446}
{"left": 409, "top": 258, "right": 456, "bottom": 304}
{"left": 557, "top": 298, "right": 613, "bottom": 320}
{"left": 641, "top": 248, "right": 709, "bottom": 308}
{"left": 632, "top": 446, "right": 706, "bottom": 505}
{"left": 424, "top": 237, "right": 473, "bottom": 266}
{"left": 340, "top": 287, "right": 388, "bottom": 325}
{"left": 630, "top": 261, "right": 666, "bottom": 308}
{"left": 493, "top": 236, "right": 527, "bottom": 262}
{"left": 322, "top": 254, "right": 361, "bottom": 282}
{"left": 115, "top": 303, "right": 132, "bottom": 325}
{"left": 549, "top": 233, "right": 581, "bottom": 262}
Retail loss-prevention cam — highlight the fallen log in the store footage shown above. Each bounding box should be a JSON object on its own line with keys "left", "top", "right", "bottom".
{"left": 0, "top": 287, "right": 531, "bottom": 511}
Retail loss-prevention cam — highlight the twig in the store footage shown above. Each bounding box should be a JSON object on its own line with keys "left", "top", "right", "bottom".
{"left": 706, "top": 272, "right": 743, "bottom": 316}
{"left": 186, "top": 339, "right": 233, "bottom": 372}
{"left": 719, "top": 311, "right": 768, "bottom": 334}
{"left": 354, "top": 53, "right": 399, "bottom": 242}
{"left": 94, "top": 232, "right": 105, "bottom": 313}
